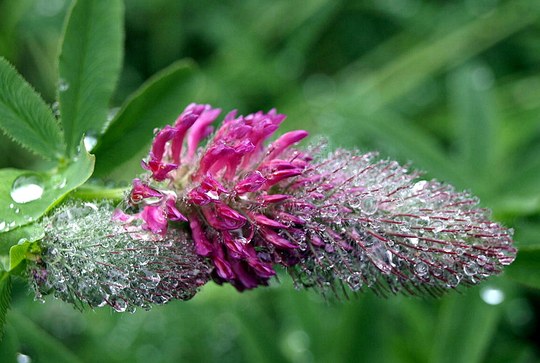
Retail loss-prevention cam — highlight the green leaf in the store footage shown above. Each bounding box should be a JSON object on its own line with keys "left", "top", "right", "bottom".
{"left": 0, "top": 223, "right": 44, "bottom": 255}
{"left": 430, "top": 287, "right": 503, "bottom": 363}
{"left": 9, "top": 309, "right": 84, "bottom": 363}
{"left": 92, "top": 60, "right": 203, "bottom": 177}
{"left": 448, "top": 63, "right": 498, "bottom": 186}
{"left": 0, "top": 147, "right": 94, "bottom": 246}
{"left": 58, "top": 0, "right": 124, "bottom": 156}
{"left": 8, "top": 241, "right": 39, "bottom": 276}
{"left": 0, "top": 57, "right": 64, "bottom": 160}
{"left": 505, "top": 248, "right": 540, "bottom": 289}
{"left": 0, "top": 270, "right": 12, "bottom": 342}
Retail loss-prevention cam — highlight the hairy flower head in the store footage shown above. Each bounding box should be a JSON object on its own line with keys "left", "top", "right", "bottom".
{"left": 118, "top": 103, "right": 516, "bottom": 296}
{"left": 30, "top": 201, "right": 211, "bottom": 311}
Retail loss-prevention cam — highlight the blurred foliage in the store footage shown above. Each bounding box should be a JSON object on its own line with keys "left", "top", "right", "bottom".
{"left": 1, "top": 0, "right": 540, "bottom": 362}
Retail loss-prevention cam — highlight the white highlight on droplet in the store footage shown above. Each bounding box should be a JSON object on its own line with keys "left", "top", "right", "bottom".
{"left": 480, "top": 286, "right": 505, "bottom": 305}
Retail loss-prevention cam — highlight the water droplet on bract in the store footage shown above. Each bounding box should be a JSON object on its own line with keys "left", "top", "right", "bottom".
{"left": 112, "top": 299, "right": 128, "bottom": 312}
{"left": 412, "top": 180, "right": 428, "bottom": 194}
{"left": 0, "top": 221, "right": 5, "bottom": 231}
{"left": 10, "top": 174, "right": 44, "bottom": 203}
{"left": 463, "top": 262, "right": 478, "bottom": 276}
{"left": 477, "top": 255, "right": 488, "bottom": 266}
{"left": 347, "top": 272, "right": 363, "bottom": 291}
{"left": 9, "top": 203, "right": 14, "bottom": 209}
{"left": 360, "top": 197, "right": 378, "bottom": 215}
{"left": 58, "top": 78, "right": 69, "bottom": 92}
{"left": 14, "top": 208, "right": 20, "bottom": 214}
{"left": 432, "top": 221, "right": 445, "bottom": 233}
{"left": 414, "top": 262, "right": 429, "bottom": 276}
{"left": 446, "top": 273, "right": 461, "bottom": 288}
{"left": 83, "top": 131, "right": 98, "bottom": 152}
{"left": 143, "top": 270, "right": 161, "bottom": 289}
{"left": 349, "top": 196, "right": 362, "bottom": 209}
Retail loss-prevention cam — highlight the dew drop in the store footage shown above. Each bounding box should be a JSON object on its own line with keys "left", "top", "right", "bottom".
{"left": 446, "top": 274, "right": 461, "bottom": 288}
{"left": 412, "top": 180, "right": 428, "bottom": 193}
{"left": 347, "top": 272, "right": 363, "bottom": 291}
{"left": 360, "top": 197, "right": 378, "bottom": 215}
{"left": 9, "top": 203, "right": 14, "bottom": 209}
{"left": 16, "top": 353, "right": 32, "bottom": 363}
{"left": 58, "top": 78, "right": 69, "bottom": 92}
{"left": 112, "top": 298, "right": 128, "bottom": 313}
{"left": 51, "top": 101, "right": 60, "bottom": 117}
{"left": 432, "top": 221, "right": 445, "bottom": 233}
{"left": 15, "top": 208, "right": 20, "bottom": 214}
{"left": 409, "top": 237, "right": 419, "bottom": 246}
{"left": 477, "top": 255, "right": 488, "bottom": 266}
{"left": 0, "top": 221, "right": 5, "bottom": 231}
{"left": 463, "top": 262, "right": 478, "bottom": 276}
{"left": 11, "top": 174, "right": 44, "bottom": 203}
{"left": 51, "top": 174, "right": 67, "bottom": 189}
{"left": 83, "top": 130, "right": 98, "bottom": 152}
{"left": 349, "top": 196, "right": 362, "bottom": 209}
{"left": 414, "top": 262, "right": 429, "bottom": 276}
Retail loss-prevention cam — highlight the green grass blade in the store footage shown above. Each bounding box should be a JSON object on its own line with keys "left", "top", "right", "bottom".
{"left": 92, "top": 60, "right": 203, "bottom": 177}
{"left": 0, "top": 271, "right": 12, "bottom": 342}
{"left": 9, "top": 309, "right": 84, "bottom": 363}
{"left": 505, "top": 248, "right": 540, "bottom": 289}
{"left": 430, "top": 288, "right": 503, "bottom": 363}
{"left": 0, "top": 57, "right": 64, "bottom": 160}
{"left": 58, "top": 0, "right": 124, "bottom": 156}
{"left": 448, "top": 63, "right": 498, "bottom": 188}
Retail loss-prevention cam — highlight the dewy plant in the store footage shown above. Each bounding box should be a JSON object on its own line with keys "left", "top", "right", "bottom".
{"left": 0, "top": 0, "right": 516, "bottom": 339}
{"left": 30, "top": 103, "right": 516, "bottom": 312}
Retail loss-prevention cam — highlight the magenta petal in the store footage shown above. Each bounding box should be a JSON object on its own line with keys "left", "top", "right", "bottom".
{"left": 142, "top": 160, "right": 178, "bottom": 181}
{"left": 230, "top": 260, "right": 260, "bottom": 290}
{"left": 222, "top": 231, "right": 247, "bottom": 257}
{"left": 266, "top": 130, "right": 309, "bottom": 160}
{"left": 235, "top": 171, "right": 267, "bottom": 194}
{"left": 189, "top": 216, "right": 214, "bottom": 257}
{"left": 141, "top": 205, "right": 168, "bottom": 236}
{"left": 265, "top": 168, "right": 303, "bottom": 185}
{"left": 130, "top": 178, "right": 162, "bottom": 203}
{"left": 165, "top": 198, "right": 187, "bottom": 222}
{"left": 251, "top": 213, "right": 288, "bottom": 228}
{"left": 170, "top": 104, "right": 209, "bottom": 164}
{"left": 260, "top": 194, "right": 290, "bottom": 204}
{"left": 187, "top": 107, "right": 221, "bottom": 159}
{"left": 202, "top": 202, "right": 247, "bottom": 231}
{"left": 259, "top": 227, "right": 298, "bottom": 249}
{"left": 112, "top": 208, "right": 136, "bottom": 223}
{"left": 213, "top": 247, "right": 235, "bottom": 280}
{"left": 150, "top": 126, "right": 176, "bottom": 163}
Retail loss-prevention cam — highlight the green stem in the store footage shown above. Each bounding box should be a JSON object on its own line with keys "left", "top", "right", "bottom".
{"left": 71, "top": 186, "right": 128, "bottom": 201}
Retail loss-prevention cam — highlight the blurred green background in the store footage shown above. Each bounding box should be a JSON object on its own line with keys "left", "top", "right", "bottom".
{"left": 1, "top": 0, "right": 540, "bottom": 362}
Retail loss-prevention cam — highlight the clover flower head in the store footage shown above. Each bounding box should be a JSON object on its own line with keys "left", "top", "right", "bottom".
{"left": 117, "top": 103, "right": 516, "bottom": 296}
{"left": 30, "top": 201, "right": 211, "bottom": 312}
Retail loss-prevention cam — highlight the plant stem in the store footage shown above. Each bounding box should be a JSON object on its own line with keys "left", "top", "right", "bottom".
{"left": 71, "top": 186, "right": 128, "bottom": 201}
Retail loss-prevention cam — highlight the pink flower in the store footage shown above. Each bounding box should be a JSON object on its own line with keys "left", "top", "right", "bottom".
{"left": 119, "top": 103, "right": 516, "bottom": 295}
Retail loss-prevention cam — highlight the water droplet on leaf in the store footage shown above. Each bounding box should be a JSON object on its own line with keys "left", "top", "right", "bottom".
{"left": 58, "top": 78, "right": 69, "bottom": 92}
{"left": 11, "top": 174, "right": 45, "bottom": 203}
{"left": 83, "top": 131, "right": 98, "bottom": 151}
